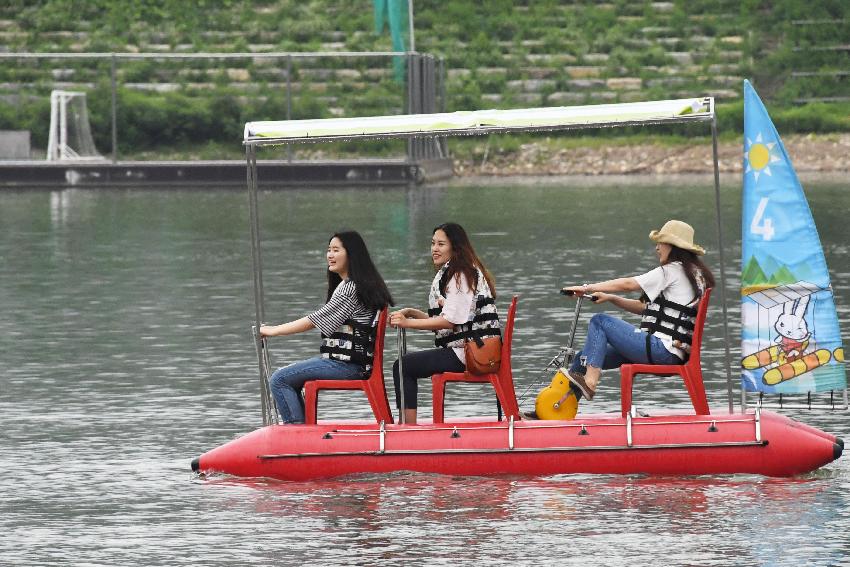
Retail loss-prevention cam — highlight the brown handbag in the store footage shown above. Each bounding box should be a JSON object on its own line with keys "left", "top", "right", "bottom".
{"left": 464, "top": 335, "right": 502, "bottom": 374}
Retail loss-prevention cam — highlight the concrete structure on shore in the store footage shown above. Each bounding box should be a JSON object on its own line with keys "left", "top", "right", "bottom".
{"left": 0, "top": 130, "right": 30, "bottom": 159}
{"left": 0, "top": 157, "right": 454, "bottom": 188}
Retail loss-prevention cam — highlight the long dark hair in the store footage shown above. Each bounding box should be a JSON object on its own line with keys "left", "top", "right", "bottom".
{"left": 433, "top": 222, "right": 496, "bottom": 298}
{"left": 664, "top": 245, "right": 716, "bottom": 297}
{"left": 326, "top": 231, "right": 394, "bottom": 310}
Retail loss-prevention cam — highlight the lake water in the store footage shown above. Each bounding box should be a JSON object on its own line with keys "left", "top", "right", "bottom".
{"left": 2, "top": 176, "right": 849, "bottom": 566}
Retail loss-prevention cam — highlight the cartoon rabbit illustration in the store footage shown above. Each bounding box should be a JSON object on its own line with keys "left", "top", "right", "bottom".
{"left": 774, "top": 295, "right": 811, "bottom": 364}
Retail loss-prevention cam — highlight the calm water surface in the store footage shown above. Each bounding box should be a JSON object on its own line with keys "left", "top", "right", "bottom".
{"left": 2, "top": 177, "right": 849, "bottom": 566}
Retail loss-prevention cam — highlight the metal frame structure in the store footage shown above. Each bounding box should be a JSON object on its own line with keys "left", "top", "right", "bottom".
{"left": 1, "top": 51, "right": 444, "bottom": 163}
{"left": 744, "top": 388, "right": 849, "bottom": 411}
{"left": 244, "top": 96, "right": 739, "bottom": 426}
{"left": 45, "top": 90, "right": 103, "bottom": 161}
{"left": 245, "top": 98, "right": 717, "bottom": 145}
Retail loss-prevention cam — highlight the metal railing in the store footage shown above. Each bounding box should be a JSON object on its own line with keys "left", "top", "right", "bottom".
{"left": 788, "top": 19, "right": 850, "bottom": 104}
{"left": 0, "top": 50, "right": 446, "bottom": 163}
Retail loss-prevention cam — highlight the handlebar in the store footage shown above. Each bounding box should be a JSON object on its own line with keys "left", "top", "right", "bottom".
{"left": 560, "top": 289, "right": 598, "bottom": 302}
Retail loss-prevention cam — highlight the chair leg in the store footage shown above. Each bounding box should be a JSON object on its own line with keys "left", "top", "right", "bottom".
{"left": 681, "top": 368, "right": 710, "bottom": 415}
{"left": 491, "top": 379, "right": 518, "bottom": 420}
{"left": 364, "top": 382, "right": 393, "bottom": 424}
{"left": 432, "top": 376, "right": 446, "bottom": 424}
{"left": 304, "top": 386, "right": 318, "bottom": 425}
{"left": 620, "top": 368, "right": 634, "bottom": 418}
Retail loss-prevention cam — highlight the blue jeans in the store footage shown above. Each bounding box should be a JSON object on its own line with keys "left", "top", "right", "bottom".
{"left": 568, "top": 313, "right": 680, "bottom": 376}
{"left": 268, "top": 356, "right": 366, "bottom": 424}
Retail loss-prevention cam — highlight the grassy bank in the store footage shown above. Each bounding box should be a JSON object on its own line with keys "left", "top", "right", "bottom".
{"left": 2, "top": 1, "right": 847, "bottom": 159}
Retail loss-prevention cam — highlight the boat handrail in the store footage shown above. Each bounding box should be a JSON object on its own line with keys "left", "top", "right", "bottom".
{"left": 257, "top": 440, "right": 768, "bottom": 460}
{"left": 326, "top": 415, "right": 759, "bottom": 436}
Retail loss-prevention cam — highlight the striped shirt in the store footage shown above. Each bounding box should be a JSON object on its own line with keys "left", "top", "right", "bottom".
{"left": 308, "top": 280, "right": 378, "bottom": 367}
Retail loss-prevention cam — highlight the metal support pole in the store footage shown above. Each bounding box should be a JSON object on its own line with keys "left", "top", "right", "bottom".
{"left": 46, "top": 91, "right": 57, "bottom": 160}
{"left": 247, "top": 146, "right": 265, "bottom": 335}
{"left": 425, "top": 56, "right": 432, "bottom": 115}
{"left": 565, "top": 295, "right": 585, "bottom": 359}
{"left": 246, "top": 145, "right": 275, "bottom": 425}
{"left": 411, "top": 53, "right": 423, "bottom": 161}
{"left": 438, "top": 56, "right": 448, "bottom": 157}
{"left": 406, "top": 53, "right": 415, "bottom": 162}
{"left": 438, "top": 57, "right": 446, "bottom": 113}
{"left": 58, "top": 92, "right": 67, "bottom": 156}
{"left": 422, "top": 55, "right": 439, "bottom": 159}
{"left": 110, "top": 53, "right": 118, "bottom": 163}
{"left": 711, "top": 116, "right": 735, "bottom": 414}
{"left": 286, "top": 55, "right": 293, "bottom": 163}
{"left": 421, "top": 55, "right": 429, "bottom": 158}
{"left": 407, "top": 0, "right": 415, "bottom": 52}
{"left": 397, "top": 328, "right": 407, "bottom": 424}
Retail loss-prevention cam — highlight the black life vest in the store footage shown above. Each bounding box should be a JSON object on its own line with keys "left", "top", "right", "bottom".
{"left": 319, "top": 316, "right": 377, "bottom": 367}
{"left": 429, "top": 264, "right": 501, "bottom": 349}
{"left": 639, "top": 293, "right": 698, "bottom": 348}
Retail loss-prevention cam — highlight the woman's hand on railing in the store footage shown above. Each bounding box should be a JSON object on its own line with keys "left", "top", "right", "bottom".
{"left": 389, "top": 309, "right": 412, "bottom": 328}
{"left": 259, "top": 324, "right": 275, "bottom": 337}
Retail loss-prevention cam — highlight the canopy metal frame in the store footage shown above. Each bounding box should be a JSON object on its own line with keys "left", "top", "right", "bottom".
{"left": 244, "top": 96, "right": 738, "bottom": 426}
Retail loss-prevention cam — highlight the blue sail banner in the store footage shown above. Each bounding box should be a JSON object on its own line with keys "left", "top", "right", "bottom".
{"left": 740, "top": 80, "right": 846, "bottom": 394}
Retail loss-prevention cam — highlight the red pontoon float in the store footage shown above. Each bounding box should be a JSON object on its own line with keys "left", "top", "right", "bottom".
{"left": 193, "top": 411, "right": 842, "bottom": 481}
{"left": 192, "top": 98, "right": 843, "bottom": 480}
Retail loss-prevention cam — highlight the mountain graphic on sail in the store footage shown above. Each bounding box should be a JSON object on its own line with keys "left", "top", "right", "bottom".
{"left": 740, "top": 80, "right": 846, "bottom": 394}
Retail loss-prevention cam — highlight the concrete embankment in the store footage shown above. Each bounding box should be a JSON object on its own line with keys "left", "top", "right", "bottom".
{"left": 0, "top": 158, "right": 454, "bottom": 188}
{"left": 2, "top": 134, "right": 847, "bottom": 187}
{"left": 453, "top": 134, "right": 850, "bottom": 177}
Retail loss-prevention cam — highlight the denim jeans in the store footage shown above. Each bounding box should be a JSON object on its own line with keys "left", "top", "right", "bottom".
{"left": 268, "top": 356, "right": 366, "bottom": 423}
{"left": 568, "top": 313, "right": 680, "bottom": 376}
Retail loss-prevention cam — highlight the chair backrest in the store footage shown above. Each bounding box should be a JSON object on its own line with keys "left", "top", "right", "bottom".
{"left": 686, "top": 287, "right": 712, "bottom": 367}
{"left": 497, "top": 296, "right": 519, "bottom": 380}
{"left": 368, "top": 307, "right": 389, "bottom": 381}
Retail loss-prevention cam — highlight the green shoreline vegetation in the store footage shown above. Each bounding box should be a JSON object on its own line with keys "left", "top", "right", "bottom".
{"left": 4, "top": 95, "right": 846, "bottom": 162}
{"left": 0, "top": 1, "right": 847, "bottom": 160}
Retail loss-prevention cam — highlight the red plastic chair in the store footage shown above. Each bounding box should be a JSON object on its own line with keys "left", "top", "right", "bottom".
{"left": 619, "top": 287, "right": 712, "bottom": 417}
{"left": 303, "top": 308, "right": 393, "bottom": 424}
{"left": 431, "top": 296, "right": 520, "bottom": 423}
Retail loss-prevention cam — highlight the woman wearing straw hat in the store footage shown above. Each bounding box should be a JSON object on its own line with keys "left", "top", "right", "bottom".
{"left": 560, "top": 220, "right": 716, "bottom": 402}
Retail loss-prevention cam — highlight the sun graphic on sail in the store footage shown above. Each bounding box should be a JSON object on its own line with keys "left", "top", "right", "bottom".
{"left": 744, "top": 132, "right": 783, "bottom": 182}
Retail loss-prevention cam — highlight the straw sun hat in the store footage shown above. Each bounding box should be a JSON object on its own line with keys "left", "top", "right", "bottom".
{"left": 648, "top": 220, "right": 706, "bottom": 255}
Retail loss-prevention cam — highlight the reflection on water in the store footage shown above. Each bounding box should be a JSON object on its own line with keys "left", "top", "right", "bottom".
{"left": 1, "top": 179, "right": 848, "bottom": 566}
{"left": 180, "top": 471, "right": 849, "bottom": 566}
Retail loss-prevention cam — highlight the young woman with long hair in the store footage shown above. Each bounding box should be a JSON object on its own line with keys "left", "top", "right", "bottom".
{"left": 260, "top": 231, "right": 393, "bottom": 424}
{"left": 560, "top": 220, "right": 716, "bottom": 402}
{"left": 389, "top": 222, "right": 500, "bottom": 424}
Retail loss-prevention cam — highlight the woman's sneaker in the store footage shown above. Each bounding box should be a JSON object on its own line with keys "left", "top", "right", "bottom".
{"left": 567, "top": 371, "right": 595, "bottom": 401}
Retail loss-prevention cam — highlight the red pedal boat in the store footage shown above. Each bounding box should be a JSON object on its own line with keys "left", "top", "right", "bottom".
{"left": 192, "top": 98, "right": 845, "bottom": 481}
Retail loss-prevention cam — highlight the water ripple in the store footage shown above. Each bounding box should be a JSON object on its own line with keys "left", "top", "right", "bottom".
{"left": 2, "top": 184, "right": 848, "bottom": 566}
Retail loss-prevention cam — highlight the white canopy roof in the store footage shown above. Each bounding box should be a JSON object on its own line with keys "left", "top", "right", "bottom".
{"left": 244, "top": 97, "right": 712, "bottom": 145}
